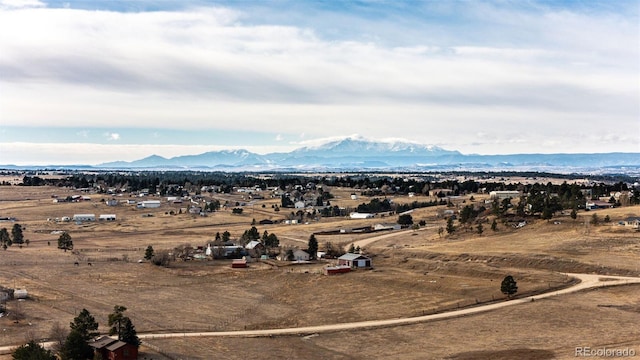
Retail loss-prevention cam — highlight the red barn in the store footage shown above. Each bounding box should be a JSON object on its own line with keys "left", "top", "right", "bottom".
{"left": 90, "top": 336, "right": 138, "bottom": 360}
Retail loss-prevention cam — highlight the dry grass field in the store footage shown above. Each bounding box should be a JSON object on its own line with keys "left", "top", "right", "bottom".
{"left": 0, "top": 184, "right": 638, "bottom": 359}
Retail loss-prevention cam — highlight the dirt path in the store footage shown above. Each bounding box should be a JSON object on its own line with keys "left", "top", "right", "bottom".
{"left": 136, "top": 273, "right": 639, "bottom": 339}
{"left": 346, "top": 228, "right": 426, "bottom": 251}
{"left": 1, "top": 273, "right": 638, "bottom": 355}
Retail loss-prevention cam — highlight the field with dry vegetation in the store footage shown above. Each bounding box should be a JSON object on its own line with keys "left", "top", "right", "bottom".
{"left": 0, "top": 180, "right": 638, "bottom": 359}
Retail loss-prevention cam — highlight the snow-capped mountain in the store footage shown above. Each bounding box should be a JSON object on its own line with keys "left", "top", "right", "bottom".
{"left": 91, "top": 136, "right": 639, "bottom": 171}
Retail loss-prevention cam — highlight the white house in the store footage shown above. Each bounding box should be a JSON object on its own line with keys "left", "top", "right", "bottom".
{"left": 105, "top": 199, "right": 118, "bottom": 206}
{"left": 73, "top": 214, "right": 95, "bottom": 222}
{"left": 350, "top": 212, "right": 375, "bottom": 219}
{"left": 624, "top": 217, "right": 640, "bottom": 229}
{"left": 292, "top": 249, "right": 310, "bottom": 261}
{"left": 99, "top": 214, "right": 116, "bottom": 221}
{"left": 338, "top": 253, "right": 372, "bottom": 268}
{"left": 294, "top": 201, "right": 306, "bottom": 209}
{"left": 489, "top": 191, "right": 521, "bottom": 200}
{"left": 137, "top": 200, "right": 161, "bottom": 209}
{"left": 374, "top": 223, "right": 401, "bottom": 231}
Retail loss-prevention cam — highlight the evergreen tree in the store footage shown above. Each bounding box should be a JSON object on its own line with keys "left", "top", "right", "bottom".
{"left": 108, "top": 305, "right": 128, "bottom": 340}
{"left": 476, "top": 223, "right": 483, "bottom": 235}
{"left": 307, "top": 235, "right": 318, "bottom": 260}
{"left": 57, "top": 232, "right": 73, "bottom": 251}
{"left": 120, "top": 317, "right": 141, "bottom": 347}
{"left": 491, "top": 219, "right": 498, "bottom": 231}
{"left": 11, "top": 224, "right": 24, "bottom": 245}
{"left": 590, "top": 213, "right": 599, "bottom": 226}
{"left": 397, "top": 214, "right": 413, "bottom": 226}
{"left": 0, "top": 227, "right": 11, "bottom": 249}
{"left": 60, "top": 330, "right": 93, "bottom": 360}
{"left": 265, "top": 233, "right": 279, "bottom": 248}
{"left": 501, "top": 275, "right": 518, "bottom": 299}
{"left": 144, "top": 245, "right": 154, "bottom": 260}
{"left": 12, "top": 340, "right": 56, "bottom": 360}
{"left": 570, "top": 208, "right": 577, "bottom": 221}
{"left": 446, "top": 217, "right": 455, "bottom": 234}
{"left": 108, "top": 305, "right": 141, "bottom": 347}
{"left": 348, "top": 243, "right": 355, "bottom": 253}
{"left": 221, "top": 231, "right": 231, "bottom": 242}
{"left": 69, "top": 308, "right": 99, "bottom": 342}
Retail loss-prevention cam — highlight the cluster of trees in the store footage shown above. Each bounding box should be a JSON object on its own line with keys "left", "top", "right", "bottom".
{"left": 13, "top": 306, "right": 139, "bottom": 360}
{"left": 16, "top": 170, "right": 638, "bottom": 206}
{"left": 0, "top": 224, "right": 25, "bottom": 249}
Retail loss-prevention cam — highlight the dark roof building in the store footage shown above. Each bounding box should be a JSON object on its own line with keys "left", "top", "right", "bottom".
{"left": 338, "top": 253, "right": 372, "bottom": 268}
{"left": 90, "top": 336, "right": 138, "bottom": 360}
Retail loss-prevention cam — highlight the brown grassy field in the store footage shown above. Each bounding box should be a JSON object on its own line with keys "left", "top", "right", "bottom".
{"left": 0, "top": 185, "right": 638, "bottom": 359}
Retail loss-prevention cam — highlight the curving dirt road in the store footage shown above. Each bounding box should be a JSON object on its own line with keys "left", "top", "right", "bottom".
{"left": 1, "top": 273, "right": 638, "bottom": 354}
{"left": 136, "top": 273, "right": 640, "bottom": 339}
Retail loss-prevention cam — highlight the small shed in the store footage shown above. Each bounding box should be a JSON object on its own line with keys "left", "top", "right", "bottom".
{"left": 324, "top": 265, "right": 351, "bottom": 275}
{"left": 13, "top": 289, "right": 28, "bottom": 299}
{"left": 338, "top": 253, "right": 372, "bottom": 268}
{"left": 231, "top": 259, "right": 247, "bottom": 268}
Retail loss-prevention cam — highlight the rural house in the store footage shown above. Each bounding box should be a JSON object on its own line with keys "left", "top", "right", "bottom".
{"left": 338, "top": 253, "right": 372, "bottom": 268}
{"left": 245, "top": 240, "right": 265, "bottom": 256}
{"left": 374, "top": 223, "right": 402, "bottom": 231}
{"left": 292, "top": 249, "right": 310, "bottom": 261}
{"left": 90, "top": 336, "right": 138, "bottom": 360}
{"left": 349, "top": 212, "right": 375, "bottom": 219}
{"left": 624, "top": 217, "right": 640, "bottom": 229}
{"left": 73, "top": 214, "right": 96, "bottom": 222}
{"left": 99, "top": 214, "right": 117, "bottom": 221}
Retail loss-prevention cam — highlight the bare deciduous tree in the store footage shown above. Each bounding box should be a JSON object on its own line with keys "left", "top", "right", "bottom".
{"left": 49, "top": 321, "right": 69, "bottom": 353}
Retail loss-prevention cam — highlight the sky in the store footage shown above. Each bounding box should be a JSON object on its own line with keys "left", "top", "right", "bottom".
{"left": 0, "top": 0, "right": 638, "bottom": 165}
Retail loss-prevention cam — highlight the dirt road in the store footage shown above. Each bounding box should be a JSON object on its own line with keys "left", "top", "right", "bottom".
{"left": 1, "top": 273, "right": 638, "bottom": 354}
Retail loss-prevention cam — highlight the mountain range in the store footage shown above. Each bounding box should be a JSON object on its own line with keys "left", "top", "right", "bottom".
{"left": 93, "top": 137, "right": 640, "bottom": 173}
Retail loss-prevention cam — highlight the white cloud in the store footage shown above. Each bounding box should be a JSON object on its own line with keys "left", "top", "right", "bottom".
{"left": 0, "top": 2, "right": 637, "bottom": 156}
{"left": 106, "top": 133, "right": 120, "bottom": 141}
{"left": 0, "top": 142, "right": 297, "bottom": 165}
{"left": 0, "top": 0, "right": 45, "bottom": 9}
{"left": 275, "top": 134, "right": 283, "bottom": 141}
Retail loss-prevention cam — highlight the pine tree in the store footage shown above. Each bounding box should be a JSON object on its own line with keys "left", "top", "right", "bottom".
{"left": 307, "top": 235, "right": 318, "bottom": 260}
{"left": 69, "top": 309, "right": 99, "bottom": 342}
{"left": 501, "top": 275, "right": 518, "bottom": 299}
{"left": 0, "top": 227, "right": 11, "bottom": 248}
{"left": 570, "top": 208, "right": 577, "bottom": 221}
{"left": 11, "top": 224, "right": 24, "bottom": 245}
{"left": 144, "top": 245, "right": 154, "bottom": 260}
{"left": 476, "top": 223, "right": 483, "bottom": 235}
{"left": 446, "top": 217, "right": 455, "bottom": 234}
{"left": 120, "top": 317, "right": 141, "bottom": 347}
{"left": 491, "top": 219, "right": 498, "bottom": 231}
{"left": 60, "top": 330, "right": 93, "bottom": 360}
{"left": 12, "top": 340, "right": 56, "bottom": 360}
{"left": 108, "top": 305, "right": 128, "bottom": 340}
{"left": 57, "top": 232, "right": 73, "bottom": 251}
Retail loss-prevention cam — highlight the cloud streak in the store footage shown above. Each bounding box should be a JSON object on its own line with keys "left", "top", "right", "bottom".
{"left": 0, "top": 0, "right": 638, "bottom": 161}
